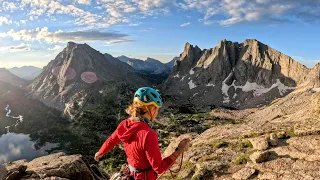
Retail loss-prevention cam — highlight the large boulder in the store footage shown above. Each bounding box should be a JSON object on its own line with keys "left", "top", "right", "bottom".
{"left": 25, "top": 152, "right": 95, "bottom": 179}
{"left": 2, "top": 152, "right": 109, "bottom": 180}
{"left": 249, "top": 151, "right": 269, "bottom": 163}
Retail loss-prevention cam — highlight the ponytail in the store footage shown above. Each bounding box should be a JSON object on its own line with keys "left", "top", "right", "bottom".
{"left": 126, "top": 102, "right": 148, "bottom": 119}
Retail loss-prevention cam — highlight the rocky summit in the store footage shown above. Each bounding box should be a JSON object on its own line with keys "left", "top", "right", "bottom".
{"left": 28, "top": 42, "right": 149, "bottom": 119}
{"left": 162, "top": 39, "right": 310, "bottom": 112}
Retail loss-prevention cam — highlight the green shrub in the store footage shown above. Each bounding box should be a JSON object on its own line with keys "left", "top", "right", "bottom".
{"left": 235, "top": 153, "right": 250, "bottom": 165}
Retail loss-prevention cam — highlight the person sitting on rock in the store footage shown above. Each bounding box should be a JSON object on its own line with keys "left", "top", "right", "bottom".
{"left": 94, "top": 87, "right": 190, "bottom": 180}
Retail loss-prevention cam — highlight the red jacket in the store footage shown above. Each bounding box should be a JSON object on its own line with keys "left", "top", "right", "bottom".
{"left": 98, "top": 119, "right": 174, "bottom": 180}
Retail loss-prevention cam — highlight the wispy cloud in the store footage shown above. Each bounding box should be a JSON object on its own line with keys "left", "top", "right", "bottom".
{"left": 15, "top": 0, "right": 174, "bottom": 30}
{"left": 0, "top": 27, "right": 133, "bottom": 45}
{"left": 178, "top": 0, "right": 320, "bottom": 26}
{"left": 76, "top": 0, "right": 91, "bottom": 5}
{"left": 0, "top": 43, "right": 32, "bottom": 52}
{"left": 180, "top": 22, "right": 191, "bottom": 27}
{"left": 292, "top": 56, "right": 320, "bottom": 68}
{"left": 47, "top": 45, "right": 64, "bottom": 51}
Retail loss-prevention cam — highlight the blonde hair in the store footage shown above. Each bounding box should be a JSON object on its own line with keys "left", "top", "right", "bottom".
{"left": 126, "top": 102, "right": 148, "bottom": 119}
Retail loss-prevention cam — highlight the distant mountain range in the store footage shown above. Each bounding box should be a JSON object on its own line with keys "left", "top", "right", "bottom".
{"left": 9, "top": 66, "right": 42, "bottom": 80}
{"left": 25, "top": 39, "right": 320, "bottom": 118}
{"left": 117, "top": 55, "right": 176, "bottom": 74}
{"left": 0, "top": 68, "right": 29, "bottom": 87}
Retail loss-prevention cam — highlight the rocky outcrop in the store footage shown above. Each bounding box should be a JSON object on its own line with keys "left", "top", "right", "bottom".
{"left": 28, "top": 42, "right": 149, "bottom": 119}
{"left": 301, "top": 62, "right": 320, "bottom": 89}
{"left": 2, "top": 152, "right": 109, "bottom": 180}
{"left": 249, "top": 136, "right": 269, "bottom": 150}
{"left": 163, "top": 39, "right": 310, "bottom": 111}
{"left": 249, "top": 151, "right": 270, "bottom": 163}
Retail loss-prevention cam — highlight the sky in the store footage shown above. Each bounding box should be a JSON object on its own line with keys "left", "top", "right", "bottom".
{"left": 0, "top": 0, "right": 319, "bottom": 68}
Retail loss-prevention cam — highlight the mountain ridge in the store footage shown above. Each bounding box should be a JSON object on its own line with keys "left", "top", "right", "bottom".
{"left": 28, "top": 42, "right": 149, "bottom": 118}
{"left": 9, "top": 66, "right": 43, "bottom": 80}
{"left": 162, "top": 39, "right": 311, "bottom": 112}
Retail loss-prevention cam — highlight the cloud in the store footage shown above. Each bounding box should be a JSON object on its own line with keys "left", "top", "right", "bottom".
{"left": 1, "top": 2, "right": 17, "bottom": 12}
{"left": 0, "top": 0, "right": 176, "bottom": 31}
{"left": 0, "top": 27, "right": 133, "bottom": 45}
{"left": 104, "top": 39, "right": 134, "bottom": 45}
{"left": 292, "top": 56, "right": 320, "bottom": 68}
{"left": 0, "top": 43, "right": 32, "bottom": 52}
{"left": 20, "top": 20, "right": 27, "bottom": 24}
{"left": 47, "top": 45, "right": 64, "bottom": 51}
{"left": 178, "top": 0, "right": 320, "bottom": 26}
{"left": 128, "top": 22, "right": 141, "bottom": 26}
{"left": 77, "top": 0, "right": 91, "bottom": 5}
{"left": 0, "top": 16, "right": 12, "bottom": 26}
{"left": 180, "top": 22, "right": 191, "bottom": 27}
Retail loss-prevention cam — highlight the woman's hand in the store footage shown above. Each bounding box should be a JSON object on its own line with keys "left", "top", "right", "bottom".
{"left": 168, "top": 138, "right": 191, "bottom": 161}
{"left": 94, "top": 152, "right": 103, "bottom": 162}
{"left": 177, "top": 138, "right": 191, "bottom": 153}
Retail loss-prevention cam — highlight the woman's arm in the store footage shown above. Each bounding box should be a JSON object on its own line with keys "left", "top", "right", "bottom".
{"left": 97, "top": 130, "right": 121, "bottom": 157}
{"left": 144, "top": 131, "right": 176, "bottom": 174}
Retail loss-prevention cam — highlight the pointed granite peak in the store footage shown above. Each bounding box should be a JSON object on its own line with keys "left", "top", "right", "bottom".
{"left": 67, "top": 42, "right": 77, "bottom": 48}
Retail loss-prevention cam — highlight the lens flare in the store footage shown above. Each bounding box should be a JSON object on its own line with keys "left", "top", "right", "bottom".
{"left": 64, "top": 68, "right": 76, "bottom": 80}
{"left": 81, "top": 72, "right": 98, "bottom": 84}
{"left": 51, "top": 66, "right": 76, "bottom": 80}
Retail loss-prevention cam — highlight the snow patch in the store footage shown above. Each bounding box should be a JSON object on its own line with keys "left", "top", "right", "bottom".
{"left": 222, "top": 78, "right": 296, "bottom": 102}
{"left": 4, "top": 104, "right": 24, "bottom": 132}
{"left": 99, "top": 90, "right": 104, "bottom": 94}
{"left": 221, "top": 71, "right": 234, "bottom": 103}
{"left": 188, "top": 80, "right": 197, "bottom": 89}
{"left": 173, "top": 74, "right": 180, "bottom": 78}
{"left": 189, "top": 68, "right": 194, "bottom": 75}
{"left": 223, "top": 99, "right": 230, "bottom": 103}
{"left": 221, "top": 69, "right": 295, "bottom": 103}
{"left": 242, "top": 79, "right": 295, "bottom": 96}
{"left": 206, "top": 83, "right": 215, "bottom": 87}
{"left": 180, "top": 76, "right": 186, "bottom": 81}
{"left": 233, "top": 93, "right": 238, "bottom": 98}
{"left": 192, "top": 93, "right": 199, "bottom": 97}
{"left": 5, "top": 126, "right": 10, "bottom": 133}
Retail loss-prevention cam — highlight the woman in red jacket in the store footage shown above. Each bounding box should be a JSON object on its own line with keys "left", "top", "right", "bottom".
{"left": 94, "top": 87, "right": 190, "bottom": 180}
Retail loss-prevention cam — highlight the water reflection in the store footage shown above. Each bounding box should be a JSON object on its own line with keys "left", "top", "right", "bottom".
{"left": 0, "top": 133, "right": 59, "bottom": 164}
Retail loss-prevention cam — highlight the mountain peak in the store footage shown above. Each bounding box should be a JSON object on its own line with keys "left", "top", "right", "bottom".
{"left": 243, "top": 39, "right": 261, "bottom": 45}
{"left": 146, "top": 57, "right": 160, "bottom": 62}
{"left": 67, "top": 42, "right": 77, "bottom": 48}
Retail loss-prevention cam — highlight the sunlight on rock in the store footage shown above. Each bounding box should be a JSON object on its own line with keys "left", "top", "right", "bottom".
{"left": 51, "top": 66, "right": 77, "bottom": 80}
